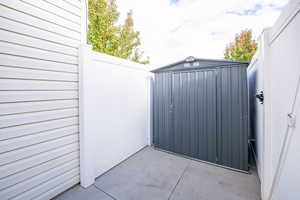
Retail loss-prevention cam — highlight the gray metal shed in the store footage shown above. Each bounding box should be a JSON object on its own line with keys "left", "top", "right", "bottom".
{"left": 152, "top": 57, "right": 249, "bottom": 171}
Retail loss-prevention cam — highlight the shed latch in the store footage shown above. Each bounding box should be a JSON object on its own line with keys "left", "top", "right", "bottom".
{"left": 256, "top": 91, "right": 264, "bottom": 104}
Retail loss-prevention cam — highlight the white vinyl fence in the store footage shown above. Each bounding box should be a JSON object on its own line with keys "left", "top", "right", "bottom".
{"left": 0, "top": 0, "right": 86, "bottom": 199}
{"left": 79, "top": 45, "right": 152, "bottom": 187}
{"left": 248, "top": 0, "right": 300, "bottom": 199}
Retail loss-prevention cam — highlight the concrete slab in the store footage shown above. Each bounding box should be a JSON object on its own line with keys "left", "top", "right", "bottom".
{"left": 170, "top": 160, "right": 261, "bottom": 200}
{"left": 55, "top": 147, "right": 260, "bottom": 200}
{"left": 54, "top": 185, "right": 113, "bottom": 200}
{"left": 94, "top": 147, "right": 190, "bottom": 200}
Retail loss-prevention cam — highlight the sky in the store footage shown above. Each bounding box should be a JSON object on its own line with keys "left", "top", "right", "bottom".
{"left": 116, "top": 0, "right": 289, "bottom": 67}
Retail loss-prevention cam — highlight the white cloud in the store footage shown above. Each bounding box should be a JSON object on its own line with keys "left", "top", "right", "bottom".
{"left": 116, "top": 0, "right": 288, "bottom": 68}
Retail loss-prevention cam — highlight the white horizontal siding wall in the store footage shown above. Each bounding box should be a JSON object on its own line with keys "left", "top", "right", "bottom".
{"left": 0, "top": 0, "right": 84, "bottom": 199}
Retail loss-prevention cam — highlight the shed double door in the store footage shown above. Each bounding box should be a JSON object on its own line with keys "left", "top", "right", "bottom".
{"left": 153, "top": 68, "right": 249, "bottom": 171}
{"left": 154, "top": 70, "right": 218, "bottom": 164}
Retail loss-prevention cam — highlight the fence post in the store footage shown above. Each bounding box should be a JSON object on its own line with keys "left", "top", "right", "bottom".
{"left": 79, "top": 44, "right": 95, "bottom": 188}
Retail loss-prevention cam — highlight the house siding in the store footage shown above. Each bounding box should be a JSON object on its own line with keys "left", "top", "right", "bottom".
{"left": 0, "top": 0, "right": 82, "bottom": 199}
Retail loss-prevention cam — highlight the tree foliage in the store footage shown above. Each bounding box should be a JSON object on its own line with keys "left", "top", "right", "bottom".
{"left": 224, "top": 29, "right": 258, "bottom": 62}
{"left": 88, "top": 0, "right": 149, "bottom": 64}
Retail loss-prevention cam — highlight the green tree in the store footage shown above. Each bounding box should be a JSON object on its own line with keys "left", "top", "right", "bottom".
{"left": 88, "top": 0, "right": 149, "bottom": 64}
{"left": 224, "top": 29, "right": 258, "bottom": 62}
{"left": 131, "top": 49, "right": 149, "bottom": 65}
{"left": 88, "top": 0, "right": 119, "bottom": 56}
{"left": 117, "top": 11, "right": 149, "bottom": 64}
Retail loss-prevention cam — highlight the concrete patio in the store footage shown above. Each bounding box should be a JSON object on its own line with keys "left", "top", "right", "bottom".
{"left": 54, "top": 147, "right": 260, "bottom": 200}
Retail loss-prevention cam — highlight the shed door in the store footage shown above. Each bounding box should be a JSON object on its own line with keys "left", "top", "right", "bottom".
{"left": 153, "top": 68, "right": 248, "bottom": 171}
{"left": 153, "top": 73, "right": 173, "bottom": 151}
{"left": 172, "top": 70, "right": 217, "bottom": 163}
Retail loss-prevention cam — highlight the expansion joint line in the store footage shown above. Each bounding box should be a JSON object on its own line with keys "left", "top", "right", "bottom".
{"left": 168, "top": 161, "right": 191, "bottom": 200}
{"left": 93, "top": 184, "right": 118, "bottom": 200}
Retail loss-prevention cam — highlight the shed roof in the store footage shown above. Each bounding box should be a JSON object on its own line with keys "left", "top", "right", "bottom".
{"left": 151, "top": 56, "right": 249, "bottom": 73}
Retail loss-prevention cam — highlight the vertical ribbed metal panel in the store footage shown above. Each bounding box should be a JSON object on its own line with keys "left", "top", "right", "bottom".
{"left": 172, "top": 70, "right": 217, "bottom": 163}
{"left": 153, "top": 72, "right": 173, "bottom": 151}
{"left": 217, "top": 66, "right": 248, "bottom": 170}
{"left": 153, "top": 64, "right": 249, "bottom": 171}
